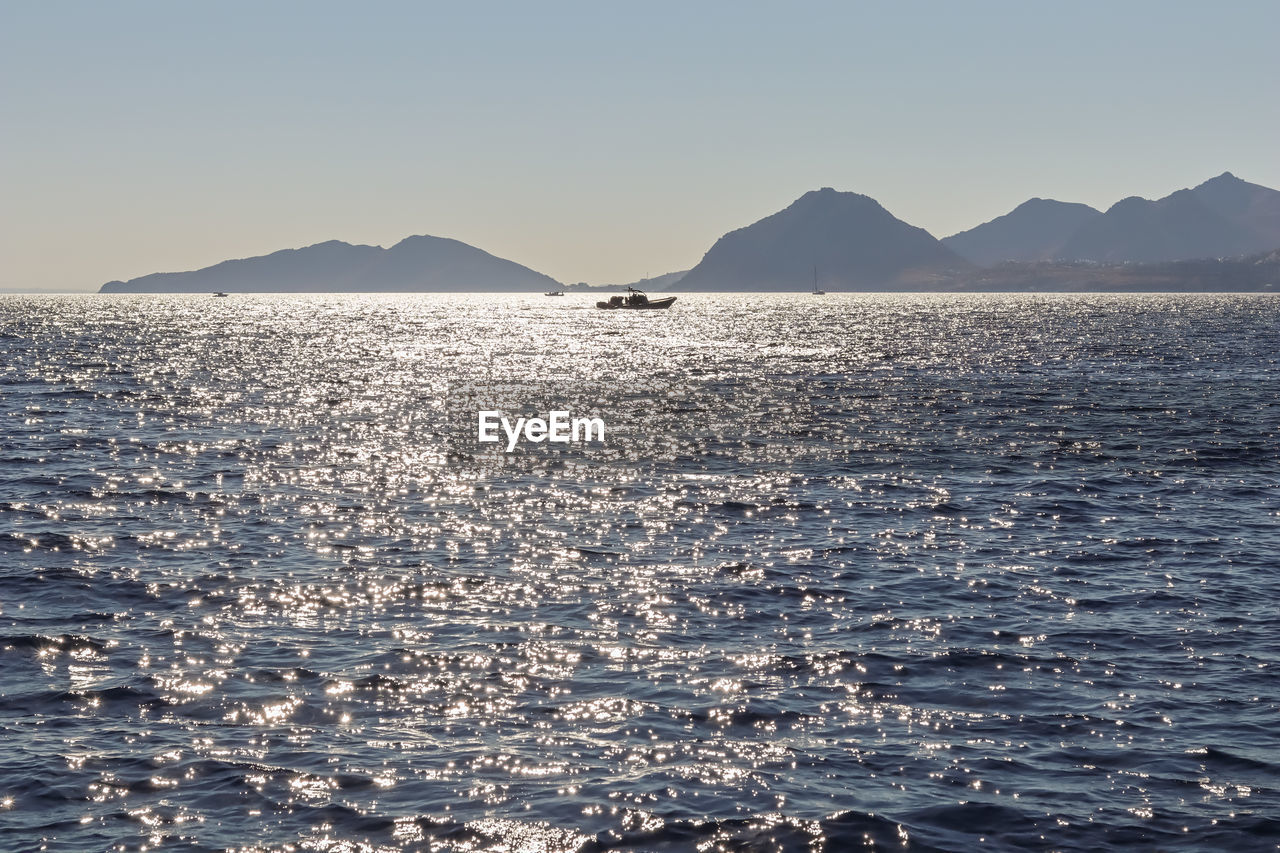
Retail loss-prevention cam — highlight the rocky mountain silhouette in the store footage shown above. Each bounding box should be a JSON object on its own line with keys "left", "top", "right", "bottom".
{"left": 676, "top": 188, "right": 969, "bottom": 291}
{"left": 946, "top": 173, "right": 1280, "bottom": 266}
{"left": 1059, "top": 188, "right": 1255, "bottom": 263}
{"left": 943, "top": 199, "right": 1101, "bottom": 264}
{"left": 97, "top": 173, "right": 1280, "bottom": 294}
{"left": 99, "top": 236, "right": 560, "bottom": 293}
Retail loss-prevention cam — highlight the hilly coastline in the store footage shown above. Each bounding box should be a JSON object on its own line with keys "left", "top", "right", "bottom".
{"left": 942, "top": 199, "right": 1102, "bottom": 265}
{"left": 675, "top": 188, "right": 970, "bottom": 291}
{"left": 100, "top": 235, "right": 560, "bottom": 293}
{"left": 941, "top": 172, "right": 1280, "bottom": 266}
{"left": 98, "top": 172, "right": 1280, "bottom": 294}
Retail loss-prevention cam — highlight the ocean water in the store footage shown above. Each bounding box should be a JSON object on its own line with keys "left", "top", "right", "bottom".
{"left": 1, "top": 292, "right": 1277, "bottom": 852}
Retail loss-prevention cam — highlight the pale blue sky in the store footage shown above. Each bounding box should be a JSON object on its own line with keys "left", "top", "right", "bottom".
{"left": 3, "top": 0, "right": 1278, "bottom": 290}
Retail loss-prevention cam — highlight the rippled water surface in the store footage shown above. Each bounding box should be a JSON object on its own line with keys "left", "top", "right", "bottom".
{"left": 2, "top": 293, "right": 1278, "bottom": 851}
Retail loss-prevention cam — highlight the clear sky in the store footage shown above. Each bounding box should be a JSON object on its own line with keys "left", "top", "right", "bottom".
{"left": 3, "top": 0, "right": 1278, "bottom": 291}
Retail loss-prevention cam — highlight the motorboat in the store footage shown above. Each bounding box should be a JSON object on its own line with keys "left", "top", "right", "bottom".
{"left": 596, "top": 287, "right": 676, "bottom": 310}
{"left": 545, "top": 290, "right": 564, "bottom": 296}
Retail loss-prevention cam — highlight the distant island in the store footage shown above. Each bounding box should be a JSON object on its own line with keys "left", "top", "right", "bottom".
{"left": 100, "top": 235, "right": 560, "bottom": 294}
{"left": 100, "top": 172, "right": 1280, "bottom": 293}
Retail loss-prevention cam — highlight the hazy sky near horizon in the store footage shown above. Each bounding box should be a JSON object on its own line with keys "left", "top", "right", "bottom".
{"left": 3, "top": 1, "right": 1278, "bottom": 291}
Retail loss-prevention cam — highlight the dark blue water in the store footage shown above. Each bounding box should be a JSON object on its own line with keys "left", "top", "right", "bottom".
{"left": 1, "top": 293, "right": 1278, "bottom": 851}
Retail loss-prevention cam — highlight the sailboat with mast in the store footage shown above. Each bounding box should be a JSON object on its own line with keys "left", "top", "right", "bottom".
{"left": 811, "top": 265, "right": 825, "bottom": 295}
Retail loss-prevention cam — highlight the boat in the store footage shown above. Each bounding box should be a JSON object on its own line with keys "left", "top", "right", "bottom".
{"left": 596, "top": 287, "right": 676, "bottom": 310}
{"left": 212, "top": 291, "right": 229, "bottom": 297}
{"left": 811, "top": 266, "right": 825, "bottom": 295}
{"left": 545, "top": 290, "right": 564, "bottom": 296}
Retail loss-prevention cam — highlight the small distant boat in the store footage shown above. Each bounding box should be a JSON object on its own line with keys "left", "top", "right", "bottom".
{"left": 545, "top": 290, "right": 564, "bottom": 296}
{"left": 596, "top": 287, "right": 676, "bottom": 310}
{"left": 212, "top": 292, "right": 229, "bottom": 297}
{"left": 811, "top": 266, "right": 825, "bottom": 295}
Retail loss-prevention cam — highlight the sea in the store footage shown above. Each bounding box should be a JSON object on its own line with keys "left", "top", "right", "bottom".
{"left": 1, "top": 292, "right": 1277, "bottom": 852}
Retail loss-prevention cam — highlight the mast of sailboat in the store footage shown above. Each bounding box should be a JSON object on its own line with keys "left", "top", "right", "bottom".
{"left": 811, "top": 265, "right": 826, "bottom": 295}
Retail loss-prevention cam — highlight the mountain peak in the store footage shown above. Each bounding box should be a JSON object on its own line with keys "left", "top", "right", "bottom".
{"left": 1189, "top": 171, "right": 1280, "bottom": 251}
{"left": 1065, "top": 183, "right": 1254, "bottom": 263}
{"left": 797, "top": 186, "right": 873, "bottom": 204}
{"left": 676, "top": 189, "right": 966, "bottom": 290}
{"left": 100, "top": 234, "right": 560, "bottom": 293}
{"left": 943, "top": 197, "right": 1101, "bottom": 265}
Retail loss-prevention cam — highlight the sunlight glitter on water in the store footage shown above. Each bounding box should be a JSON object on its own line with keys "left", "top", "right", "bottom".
{"left": 0, "top": 293, "right": 1278, "bottom": 850}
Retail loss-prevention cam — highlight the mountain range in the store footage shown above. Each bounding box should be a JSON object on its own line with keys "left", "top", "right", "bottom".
{"left": 99, "top": 235, "right": 559, "bottom": 293}
{"left": 940, "top": 199, "right": 1102, "bottom": 265}
{"left": 98, "top": 172, "right": 1280, "bottom": 293}
{"left": 675, "top": 188, "right": 969, "bottom": 291}
{"left": 942, "top": 172, "right": 1280, "bottom": 266}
